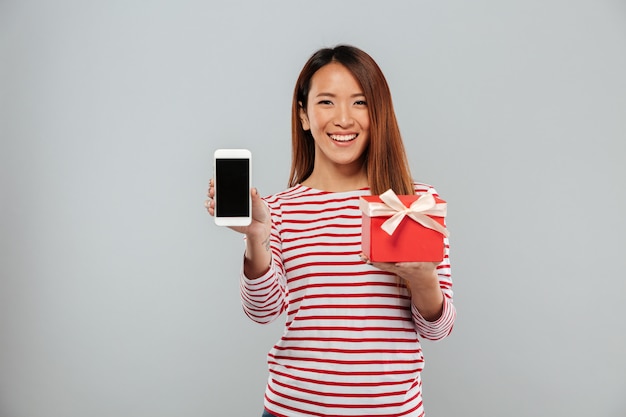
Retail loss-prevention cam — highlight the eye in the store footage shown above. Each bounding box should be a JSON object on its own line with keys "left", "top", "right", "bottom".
{"left": 318, "top": 100, "right": 333, "bottom": 105}
{"left": 354, "top": 100, "right": 367, "bottom": 106}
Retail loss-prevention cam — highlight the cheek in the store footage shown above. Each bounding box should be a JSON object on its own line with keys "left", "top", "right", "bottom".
{"left": 359, "top": 111, "right": 371, "bottom": 129}
{"left": 361, "top": 116, "right": 370, "bottom": 132}
{"left": 309, "top": 113, "right": 328, "bottom": 131}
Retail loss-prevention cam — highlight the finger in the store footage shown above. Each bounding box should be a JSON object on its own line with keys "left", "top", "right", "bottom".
{"left": 204, "top": 200, "right": 212, "bottom": 215}
{"left": 370, "top": 261, "right": 401, "bottom": 274}
{"left": 394, "top": 262, "right": 433, "bottom": 269}
{"left": 251, "top": 188, "right": 269, "bottom": 212}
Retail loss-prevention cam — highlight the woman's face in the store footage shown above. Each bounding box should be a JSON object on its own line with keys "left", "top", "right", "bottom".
{"left": 300, "top": 62, "right": 371, "bottom": 174}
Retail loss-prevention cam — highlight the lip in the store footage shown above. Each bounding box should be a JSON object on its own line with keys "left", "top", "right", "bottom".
{"left": 328, "top": 133, "right": 358, "bottom": 143}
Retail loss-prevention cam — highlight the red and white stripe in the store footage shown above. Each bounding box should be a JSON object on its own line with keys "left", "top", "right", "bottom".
{"left": 240, "top": 184, "right": 455, "bottom": 417}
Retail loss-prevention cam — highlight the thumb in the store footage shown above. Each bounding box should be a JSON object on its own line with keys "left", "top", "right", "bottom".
{"left": 251, "top": 188, "right": 265, "bottom": 205}
{"left": 251, "top": 187, "right": 270, "bottom": 222}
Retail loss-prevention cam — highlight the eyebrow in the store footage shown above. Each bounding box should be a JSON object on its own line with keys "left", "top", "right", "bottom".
{"left": 315, "top": 92, "right": 366, "bottom": 98}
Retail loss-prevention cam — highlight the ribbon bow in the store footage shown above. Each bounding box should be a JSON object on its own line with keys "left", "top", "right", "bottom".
{"left": 364, "top": 189, "right": 449, "bottom": 237}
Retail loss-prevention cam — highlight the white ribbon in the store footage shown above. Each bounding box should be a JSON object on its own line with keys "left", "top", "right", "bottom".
{"left": 361, "top": 189, "right": 449, "bottom": 237}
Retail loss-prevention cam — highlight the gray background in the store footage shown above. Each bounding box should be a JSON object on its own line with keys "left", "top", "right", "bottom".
{"left": 1, "top": 1, "right": 625, "bottom": 416}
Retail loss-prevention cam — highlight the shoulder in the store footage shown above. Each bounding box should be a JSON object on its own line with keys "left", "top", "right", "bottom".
{"left": 262, "top": 185, "right": 318, "bottom": 205}
{"left": 413, "top": 181, "right": 440, "bottom": 197}
{"left": 261, "top": 185, "right": 322, "bottom": 214}
{"left": 262, "top": 185, "right": 368, "bottom": 213}
{"left": 263, "top": 185, "right": 368, "bottom": 202}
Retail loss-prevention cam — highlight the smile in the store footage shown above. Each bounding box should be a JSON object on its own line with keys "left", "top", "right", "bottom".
{"left": 329, "top": 134, "right": 357, "bottom": 142}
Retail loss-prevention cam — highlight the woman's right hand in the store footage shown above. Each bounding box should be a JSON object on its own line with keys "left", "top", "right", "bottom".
{"left": 206, "top": 178, "right": 273, "bottom": 278}
{"left": 204, "top": 178, "right": 271, "bottom": 239}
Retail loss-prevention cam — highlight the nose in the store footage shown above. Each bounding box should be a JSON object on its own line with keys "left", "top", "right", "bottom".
{"left": 333, "top": 104, "right": 354, "bottom": 128}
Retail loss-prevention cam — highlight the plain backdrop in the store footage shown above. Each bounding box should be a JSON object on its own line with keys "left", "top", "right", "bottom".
{"left": 1, "top": 1, "right": 625, "bottom": 416}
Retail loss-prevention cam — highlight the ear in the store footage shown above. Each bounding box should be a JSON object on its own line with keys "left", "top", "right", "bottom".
{"left": 298, "top": 102, "right": 310, "bottom": 131}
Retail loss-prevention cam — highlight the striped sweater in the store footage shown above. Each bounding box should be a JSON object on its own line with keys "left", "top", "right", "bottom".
{"left": 240, "top": 184, "right": 455, "bottom": 417}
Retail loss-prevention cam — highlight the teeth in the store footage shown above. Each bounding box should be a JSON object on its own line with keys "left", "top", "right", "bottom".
{"left": 330, "top": 134, "right": 357, "bottom": 142}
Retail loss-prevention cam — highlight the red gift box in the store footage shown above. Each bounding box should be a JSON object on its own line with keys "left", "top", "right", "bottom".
{"left": 359, "top": 189, "right": 449, "bottom": 263}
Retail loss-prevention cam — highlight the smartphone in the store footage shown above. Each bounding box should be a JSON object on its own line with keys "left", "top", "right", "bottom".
{"left": 213, "top": 149, "right": 252, "bottom": 226}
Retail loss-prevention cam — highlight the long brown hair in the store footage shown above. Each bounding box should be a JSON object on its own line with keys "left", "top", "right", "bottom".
{"left": 288, "top": 45, "right": 414, "bottom": 195}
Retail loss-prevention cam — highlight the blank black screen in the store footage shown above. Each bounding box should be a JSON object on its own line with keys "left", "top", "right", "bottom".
{"left": 215, "top": 158, "right": 249, "bottom": 217}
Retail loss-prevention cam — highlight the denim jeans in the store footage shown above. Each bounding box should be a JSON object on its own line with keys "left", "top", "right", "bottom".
{"left": 261, "top": 410, "right": 277, "bottom": 417}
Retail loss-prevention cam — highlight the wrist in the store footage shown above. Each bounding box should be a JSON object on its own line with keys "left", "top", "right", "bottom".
{"left": 403, "top": 269, "right": 439, "bottom": 292}
{"left": 243, "top": 226, "right": 272, "bottom": 280}
{"left": 245, "top": 224, "right": 271, "bottom": 243}
{"left": 410, "top": 286, "right": 444, "bottom": 321}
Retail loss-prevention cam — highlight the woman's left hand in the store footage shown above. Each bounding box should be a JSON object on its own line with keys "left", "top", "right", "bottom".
{"left": 359, "top": 253, "right": 439, "bottom": 288}
{"left": 359, "top": 253, "right": 444, "bottom": 321}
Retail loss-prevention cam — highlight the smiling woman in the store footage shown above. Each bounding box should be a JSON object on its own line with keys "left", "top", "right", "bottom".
{"left": 205, "top": 44, "right": 455, "bottom": 417}
{"left": 298, "top": 62, "right": 371, "bottom": 191}
{"left": 289, "top": 45, "right": 416, "bottom": 197}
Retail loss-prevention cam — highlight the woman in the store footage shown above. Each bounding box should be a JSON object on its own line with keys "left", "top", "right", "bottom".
{"left": 206, "top": 45, "right": 455, "bottom": 417}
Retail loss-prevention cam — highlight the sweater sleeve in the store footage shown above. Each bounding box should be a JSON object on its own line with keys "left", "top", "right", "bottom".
{"left": 239, "top": 197, "right": 287, "bottom": 324}
{"left": 411, "top": 236, "right": 455, "bottom": 340}
{"left": 411, "top": 185, "right": 456, "bottom": 340}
